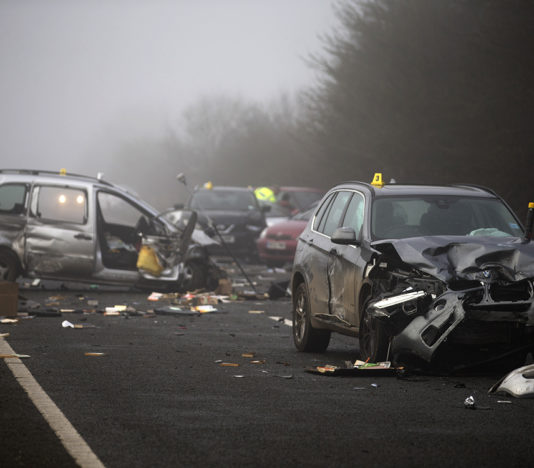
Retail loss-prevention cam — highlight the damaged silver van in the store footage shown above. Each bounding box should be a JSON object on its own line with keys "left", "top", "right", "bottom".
{"left": 291, "top": 177, "right": 534, "bottom": 369}
{"left": 0, "top": 169, "right": 217, "bottom": 290}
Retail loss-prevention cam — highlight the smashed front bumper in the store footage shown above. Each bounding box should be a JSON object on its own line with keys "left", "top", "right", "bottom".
{"left": 369, "top": 281, "right": 534, "bottom": 364}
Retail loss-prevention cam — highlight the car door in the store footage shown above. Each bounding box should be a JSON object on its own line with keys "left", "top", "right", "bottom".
{"left": 327, "top": 191, "right": 366, "bottom": 326}
{"left": 24, "top": 184, "right": 96, "bottom": 278}
{"left": 305, "top": 190, "right": 352, "bottom": 318}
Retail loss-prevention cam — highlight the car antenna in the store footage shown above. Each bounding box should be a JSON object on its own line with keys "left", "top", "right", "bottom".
{"left": 176, "top": 173, "right": 258, "bottom": 294}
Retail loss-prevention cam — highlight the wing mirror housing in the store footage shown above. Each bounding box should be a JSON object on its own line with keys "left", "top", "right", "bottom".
{"left": 331, "top": 227, "right": 360, "bottom": 246}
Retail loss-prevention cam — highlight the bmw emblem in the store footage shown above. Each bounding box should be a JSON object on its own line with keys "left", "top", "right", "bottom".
{"left": 483, "top": 270, "right": 491, "bottom": 279}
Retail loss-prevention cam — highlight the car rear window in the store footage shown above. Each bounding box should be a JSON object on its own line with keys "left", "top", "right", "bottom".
{"left": 32, "top": 186, "right": 87, "bottom": 224}
{"left": 0, "top": 184, "right": 27, "bottom": 215}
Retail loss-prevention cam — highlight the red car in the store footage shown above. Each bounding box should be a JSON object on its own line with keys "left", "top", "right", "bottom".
{"left": 256, "top": 208, "right": 313, "bottom": 267}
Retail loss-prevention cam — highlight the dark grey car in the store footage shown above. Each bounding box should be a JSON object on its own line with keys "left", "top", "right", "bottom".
{"left": 291, "top": 180, "right": 534, "bottom": 369}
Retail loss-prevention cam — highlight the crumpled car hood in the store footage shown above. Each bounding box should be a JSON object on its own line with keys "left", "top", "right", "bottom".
{"left": 372, "top": 236, "right": 534, "bottom": 282}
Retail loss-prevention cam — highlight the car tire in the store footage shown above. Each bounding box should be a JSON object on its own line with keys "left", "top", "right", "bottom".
{"left": 359, "top": 298, "right": 389, "bottom": 362}
{"left": 0, "top": 249, "right": 20, "bottom": 282}
{"left": 292, "top": 282, "right": 331, "bottom": 352}
{"left": 181, "top": 261, "right": 207, "bottom": 291}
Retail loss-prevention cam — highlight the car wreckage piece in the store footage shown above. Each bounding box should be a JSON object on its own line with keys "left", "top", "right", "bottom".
{"left": 367, "top": 237, "right": 534, "bottom": 365}
{"left": 488, "top": 363, "right": 534, "bottom": 398}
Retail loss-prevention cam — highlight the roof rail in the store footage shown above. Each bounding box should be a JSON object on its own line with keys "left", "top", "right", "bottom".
{"left": 451, "top": 183, "right": 497, "bottom": 197}
{"left": 0, "top": 169, "right": 113, "bottom": 186}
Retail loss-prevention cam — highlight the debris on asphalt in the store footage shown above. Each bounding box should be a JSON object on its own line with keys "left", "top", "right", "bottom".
{"left": 0, "top": 353, "right": 30, "bottom": 359}
{"left": 248, "top": 310, "right": 264, "bottom": 314}
{"left": 84, "top": 352, "right": 105, "bottom": 357}
{"left": 1, "top": 318, "right": 18, "bottom": 324}
{"left": 62, "top": 320, "right": 74, "bottom": 328}
{"left": 215, "top": 278, "right": 233, "bottom": 296}
{"left": 192, "top": 305, "right": 218, "bottom": 313}
{"left": 306, "top": 360, "right": 401, "bottom": 376}
{"left": 0, "top": 333, "right": 10, "bottom": 338}
{"left": 155, "top": 306, "right": 199, "bottom": 316}
{"left": 488, "top": 363, "right": 534, "bottom": 398}
{"left": 219, "top": 362, "right": 240, "bottom": 367}
{"left": 241, "top": 353, "right": 255, "bottom": 358}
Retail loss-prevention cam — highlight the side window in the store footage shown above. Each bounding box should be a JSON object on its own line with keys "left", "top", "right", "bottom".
{"left": 0, "top": 184, "right": 28, "bottom": 215}
{"left": 322, "top": 191, "right": 352, "bottom": 237}
{"left": 32, "top": 186, "right": 87, "bottom": 224}
{"left": 342, "top": 192, "right": 365, "bottom": 236}
{"left": 98, "top": 192, "right": 145, "bottom": 227}
{"left": 313, "top": 193, "right": 335, "bottom": 231}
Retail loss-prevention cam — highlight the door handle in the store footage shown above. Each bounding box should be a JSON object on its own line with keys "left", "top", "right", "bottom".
{"left": 74, "top": 233, "right": 92, "bottom": 240}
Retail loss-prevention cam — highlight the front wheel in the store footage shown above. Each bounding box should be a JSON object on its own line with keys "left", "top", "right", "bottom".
{"left": 292, "top": 282, "right": 331, "bottom": 352}
{"left": 359, "top": 298, "right": 390, "bottom": 362}
{"left": 181, "top": 261, "right": 207, "bottom": 291}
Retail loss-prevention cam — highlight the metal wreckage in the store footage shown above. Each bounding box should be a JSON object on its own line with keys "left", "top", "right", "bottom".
{"left": 367, "top": 235, "right": 534, "bottom": 368}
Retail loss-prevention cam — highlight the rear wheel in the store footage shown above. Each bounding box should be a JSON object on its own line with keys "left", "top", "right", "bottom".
{"left": 292, "top": 282, "right": 331, "bottom": 352}
{"left": 359, "top": 298, "right": 389, "bottom": 362}
{"left": 0, "top": 249, "right": 20, "bottom": 282}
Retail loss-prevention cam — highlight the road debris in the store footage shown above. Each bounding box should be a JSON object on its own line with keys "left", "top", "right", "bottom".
{"left": 1, "top": 318, "right": 18, "bottom": 324}
{"left": 84, "top": 352, "right": 105, "bottom": 357}
{"left": 0, "top": 353, "right": 30, "bottom": 359}
{"left": 488, "top": 363, "right": 534, "bottom": 398}
{"left": 306, "top": 360, "right": 401, "bottom": 376}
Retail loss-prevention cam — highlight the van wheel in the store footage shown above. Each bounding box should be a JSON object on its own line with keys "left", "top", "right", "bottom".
{"left": 0, "top": 249, "right": 20, "bottom": 282}
{"left": 359, "top": 298, "right": 389, "bottom": 362}
{"left": 292, "top": 282, "right": 331, "bottom": 352}
{"left": 181, "top": 261, "right": 207, "bottom": 291}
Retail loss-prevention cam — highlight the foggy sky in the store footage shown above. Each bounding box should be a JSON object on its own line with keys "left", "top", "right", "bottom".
{"left": 0, "top": 0, "right": 337, "bottom": 175}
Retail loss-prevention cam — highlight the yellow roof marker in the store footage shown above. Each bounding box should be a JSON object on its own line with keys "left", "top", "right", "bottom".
{"left": 371, "top": 173, "right": 384, "bottom": 188}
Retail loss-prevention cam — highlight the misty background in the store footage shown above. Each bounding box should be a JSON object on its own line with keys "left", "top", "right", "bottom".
{"left": 1, "top": 0, "right": 533, "bottom": 218}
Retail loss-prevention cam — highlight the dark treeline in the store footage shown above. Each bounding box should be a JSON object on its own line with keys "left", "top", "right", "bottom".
{"left": 109, "top": 0, "right": 534, "bottom": 217}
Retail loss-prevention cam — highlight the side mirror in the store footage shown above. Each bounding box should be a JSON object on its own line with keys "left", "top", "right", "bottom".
{"left": 331, "top": 226, "right": 360, "bottom": 245}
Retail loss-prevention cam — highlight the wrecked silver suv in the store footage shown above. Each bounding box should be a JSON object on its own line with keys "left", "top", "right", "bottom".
{"left": 291, "top": 178, "right": 534, "bottom": 369}
{"left": 0, "top": 169, "right": 217, "bottom": 291}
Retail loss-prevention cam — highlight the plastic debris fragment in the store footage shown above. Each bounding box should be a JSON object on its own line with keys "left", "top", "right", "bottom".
{"left": 464, "top": 395, "right": 476, "bottom": 409}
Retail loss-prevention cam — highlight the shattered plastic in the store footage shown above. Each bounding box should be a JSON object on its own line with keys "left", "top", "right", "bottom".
{"left": 489, "top": 363, "right": 534, "bottom": 398}
{"left": 369, "top": 236, "right": 534, "bottom": 363}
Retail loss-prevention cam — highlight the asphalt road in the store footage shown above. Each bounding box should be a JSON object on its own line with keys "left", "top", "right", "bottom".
{"left": 1, "top": 267, "right": 534, "bottom": 467}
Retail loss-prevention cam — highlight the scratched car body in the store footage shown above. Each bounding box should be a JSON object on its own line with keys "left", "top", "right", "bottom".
{"left": 0, "top": 169, "right": 215, "bottom": 290}
{"left": 291, "top": 181, "right": 534, "bottom": 369}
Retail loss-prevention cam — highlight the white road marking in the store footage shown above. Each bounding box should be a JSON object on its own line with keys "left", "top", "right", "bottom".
{"left": 269, "top": 316, "right": 292, "bottom": 327}
{"left": 0, "top": 338, "right": 105, "bottom": 468}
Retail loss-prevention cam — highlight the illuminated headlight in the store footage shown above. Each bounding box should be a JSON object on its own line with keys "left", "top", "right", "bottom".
{"left": 259, "top": 228, "right": 268, "bottom": 239}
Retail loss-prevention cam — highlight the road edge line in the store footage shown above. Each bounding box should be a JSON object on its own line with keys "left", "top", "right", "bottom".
{"left": 0, "top": 338, "right": 105, "bottom": 468}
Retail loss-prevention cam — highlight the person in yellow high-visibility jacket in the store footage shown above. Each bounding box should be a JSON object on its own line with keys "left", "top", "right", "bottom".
{"left": 254, "top": 186, "right": 276, "bottom": 203}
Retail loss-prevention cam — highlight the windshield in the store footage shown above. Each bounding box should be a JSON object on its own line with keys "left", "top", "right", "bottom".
{"left": 190, "top": 189, "right": 257, "bottom": 212}
{"left": 372, "top": 196, "right": 523, "bottom": 240}
{"left": 280, "top": 190, "right": 323, "bottom": 210}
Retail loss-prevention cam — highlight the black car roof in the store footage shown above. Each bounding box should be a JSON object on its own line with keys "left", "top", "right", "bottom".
{"left": 333, "top": 181, "right": 497, "bottom": 198}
